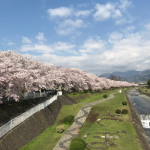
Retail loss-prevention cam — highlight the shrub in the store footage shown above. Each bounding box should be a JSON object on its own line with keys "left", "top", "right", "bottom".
{"left": 84, "top": 90, "right": 88, "bottom": 94}
{"left": 69, "top": 141, "right": 84, "bottom": 150}
{"left": 122, "top": 109, "right": 128, "bottom": 114}
{"left": 73, "top": 93, "right": 77, "bottom": 95}
{"left": 71, "top": 137, "right": 86, "bottom": 148}
{"left": 56, "top": 125, "right": 64, "bottom": 133}
{"left": 63, "top": 115, "right": 74, "bottom": 125}
{"left": 79, "top": 91, "right": 84, "bottom": 94}
{"left": 103, "top": 94, "right": 107, "bottom": 98}
{"left": 122, "top": 101, "right": 127, "bottom": 105}
{"left": 115, "top": 109, "right": 121, "bottom": 114}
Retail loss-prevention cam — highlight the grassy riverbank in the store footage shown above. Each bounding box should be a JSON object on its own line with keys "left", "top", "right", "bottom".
{"left": 77, "top": 91, "right": 142, "bottom": 150}
{"left": 139, "top": 86, "right": 150, "bottom": 94}
{"left": 20, "top": 87, "right": 134, "bottom": 150}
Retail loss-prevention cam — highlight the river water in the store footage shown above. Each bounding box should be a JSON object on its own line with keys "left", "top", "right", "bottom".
{"left": 127, "top": 89, "right": 150, "bottom": 144}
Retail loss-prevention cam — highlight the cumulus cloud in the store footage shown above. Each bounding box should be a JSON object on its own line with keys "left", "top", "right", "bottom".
{"left": 145, "top": 23, "right": 150, "bottom": 31}
{"left": 47, "top": 7, "right": 73, "bottom": 18}
{"left": 52, "top": 41, "right": 75, "bottom": 50}
{"left": 116, "top": 17, "right": 134, "bottom": 25}
{"left": 75, "top": 9, "right": 93, "bottom": 17}
{"left": 20, "top": 44, "right": 53, "bottom": 53}
{"left": 22, "top": 37, "right": 32, "bottom": 43}
{"left": 20, "top": 41, "right": 77, "bottom": 54}
{"left": 21, "top": 29, "right": 150, "bottom": 76}
{"left": 35, "top": 32, "right": 46, "bottom": 44}
{"left": 108, "top": 31, "right": 123, "bottom": 43}
{"left": 79, "top": 37, "right": 105, "bottom": 53}
{"left": 125, "top": 25, "right": 135, "bottom": 31}
{"left": 93, "top": 3, "right": 122, "bottom": 21}
{"left": 57, "top": 19, "right": 88, "bottom": 35}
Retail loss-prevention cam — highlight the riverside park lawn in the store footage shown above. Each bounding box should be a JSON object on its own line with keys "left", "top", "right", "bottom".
{"left": 139, "top": 86, "right": 150, "bottom": 94}
{"left": 20, "top": 87, "right": 141, "bottom": 150}
{"left": 77, "top": 91, "right": 142, "bottom": 150}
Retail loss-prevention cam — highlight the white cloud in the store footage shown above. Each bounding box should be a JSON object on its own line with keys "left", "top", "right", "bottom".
{"left": 116, "top": 17, "right": 134, "bottom": 25}
{"left": 79, "top": 37, "right": 105, "bottom": 53}
{"left": 57, "top": 19, "right": 87, "bottom": 35}
{"left": 21, "top": 30, "right": 150, "bottom": 75}
{"left": 52, "top": 41, "right": 75, "bottom": 50}
{"left": 119, "top": 0, "right": 132, "bottom": 11}
{"left": 108, "top": 31, "right": 123, "bottom": 43}
{"left": 35, "top": 32, "right": 46, "bottom": 43}
{"left": 145, "top": 23, "right": 150, "bottom": 31}
{"left": 22, "top": 36, "right": 32, "bottom": 43}
{"left": 59, "top": 19, "right": 85, "bottom": 28}
{"left": 126, "top": 25, "right": 135, "bottom": 31}
{"left": 52, "top": 41, "right": 77, "bottom": 54}
{"left": 20, "top": 44, "right": 53, "bottom": 53}
{"left": 116, "top": 18, "right": 127, "bottom": 25}
{"left": 7, "top": 42, "right": 15, "bottom": 45}
{"left": 93, "top": 3, "right": 122, "bottom": 21}
{"left": 75, "top": 9, "right": 93, "bottom": 17}
{"left": 47, "top": 7, "right": 73, "bottom": 18}
{"left": 20, "top": 41, "right": 77, "bottom": 54}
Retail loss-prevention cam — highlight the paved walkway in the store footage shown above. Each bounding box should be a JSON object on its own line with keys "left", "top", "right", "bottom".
{"left": 53, "top": 92, "right": 119, "bottom": 150}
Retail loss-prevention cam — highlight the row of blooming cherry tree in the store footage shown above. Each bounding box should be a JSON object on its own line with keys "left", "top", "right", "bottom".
{"left": 0, "top": 50, "right": 138, "bottom": 104}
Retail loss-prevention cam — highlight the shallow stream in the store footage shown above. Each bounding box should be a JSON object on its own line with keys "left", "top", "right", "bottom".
{"left": 127, "top": 89, "right": 150, "bottom": 144}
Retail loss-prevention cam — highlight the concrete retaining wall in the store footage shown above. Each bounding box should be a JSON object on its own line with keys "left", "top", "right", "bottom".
{"left": 0, "top": 95, "right": 76, "bottom": 150}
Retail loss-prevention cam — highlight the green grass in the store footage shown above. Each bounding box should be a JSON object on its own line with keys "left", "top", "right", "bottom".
{"left": 139, "top": 87, "right": 150, "bottom": 94}
{"left": 20, "top": 103, "right": 86, "bottom": 150}
{"left": 19, "top": 87, "right": 136, "bottom": 150}
{"left": 77, "top": 92, "right": 142, "bottom": 150}
{"left": 74, "top": 88, "right": 127, "bottom": 103}
{"left": 67, "top": 89, "right": 122, "bottom": 98}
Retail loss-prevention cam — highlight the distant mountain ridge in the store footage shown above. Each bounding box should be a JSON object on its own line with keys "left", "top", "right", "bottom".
{"left": 99, "top": 69, "right": 150, "bottom": 83}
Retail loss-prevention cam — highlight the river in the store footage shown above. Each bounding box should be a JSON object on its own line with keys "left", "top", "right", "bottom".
{"left": 127, "top": 88, "right": 150, "bottom": 144}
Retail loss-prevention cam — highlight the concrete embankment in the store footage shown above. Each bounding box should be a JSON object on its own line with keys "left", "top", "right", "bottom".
{"left": 0, "top": 95, "right": 76, "bottom": 150}
{"left": 125, "top": 90, "right": 150, "bottom": 150}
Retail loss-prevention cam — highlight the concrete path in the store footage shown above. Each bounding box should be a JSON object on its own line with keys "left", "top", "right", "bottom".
{"left": 53, "top": 92, "right": 119, "bottom": 150}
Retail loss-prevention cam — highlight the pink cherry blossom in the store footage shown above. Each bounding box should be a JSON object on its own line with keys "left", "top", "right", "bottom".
{"left": 0, "top": 50, "right": 138, "bottom": 103}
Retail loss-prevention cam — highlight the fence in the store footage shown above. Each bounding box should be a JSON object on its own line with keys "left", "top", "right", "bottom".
{"left": 2, "top": 91, "right": 55, "bottom": 103}
{"left": 0, "top": 91, "right": 62, "bottom": 139}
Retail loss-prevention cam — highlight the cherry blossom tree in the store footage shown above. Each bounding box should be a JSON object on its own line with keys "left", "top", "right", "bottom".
{"left": 0, "top": 50, "right": 138, "bottom": 104}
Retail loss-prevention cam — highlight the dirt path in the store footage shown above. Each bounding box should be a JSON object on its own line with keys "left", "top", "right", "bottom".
{"left": 53, "top": 92, "right": 118, "bottom": 150}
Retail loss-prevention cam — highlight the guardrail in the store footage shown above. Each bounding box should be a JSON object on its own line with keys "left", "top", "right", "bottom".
{"left": 1, "top": 91, "right": 56, "bottom": 103}
{"left": 0, "top": 91, "right": 62, "bottom": 139}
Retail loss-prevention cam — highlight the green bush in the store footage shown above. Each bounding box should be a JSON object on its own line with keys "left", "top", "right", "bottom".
{"left": 122, "top": 109, "right": 128, "bottom": 114}
{"left": 115, "top": 109, "right": 121, "bottom": 114}
{"left": 69, "top": 141, "right": 84, "bottom": 150}
{"left": 73, "top": 93, "right": 77, "bottom": 95}
{"left": 122, "top": 101, "right": 127, "bottom": 105}
{"left": 71, "top": 137, "right": 86, "bottom": 148}
{"left": 103, "top": 94, "right": 107, "bottom": 98}
{"left": 63, "top": 115, "right": 74, "bottom": 125}
{"left": 79, "top": 91, "right": 84, "bottom": 94}
{"left": 84, "top": 90, "right": 88, "bottom": 94}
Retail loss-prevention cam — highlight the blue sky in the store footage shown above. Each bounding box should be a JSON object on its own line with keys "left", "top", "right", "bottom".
{"left": 0, "top": 0, "right": 150, "bottom": 76}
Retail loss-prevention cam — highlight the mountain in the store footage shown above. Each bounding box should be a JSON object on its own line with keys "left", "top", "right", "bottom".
{"left": 99, "top": 69, "right": 150, "bottom": 83}
{"left": 99, "top": 70, "right": 147, "bottom": 78}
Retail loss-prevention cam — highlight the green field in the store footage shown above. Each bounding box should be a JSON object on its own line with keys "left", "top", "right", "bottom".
{"left": 77, "top": 91, "right": 142, "bottom": 150}
{"left": 139, "top": 86, "right": 150, "bottom": 94}
{"left": 20, "top": 87, "right": 139, "bottom": 150}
